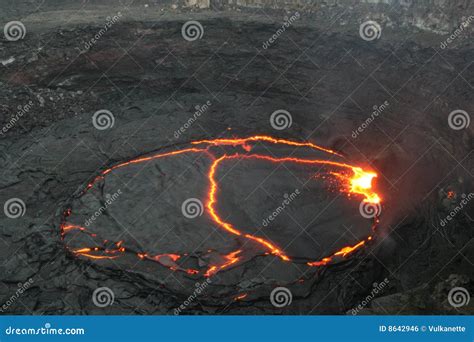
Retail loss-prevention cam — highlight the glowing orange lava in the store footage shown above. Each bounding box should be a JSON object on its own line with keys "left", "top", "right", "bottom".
{"left": 234, "top": 293, "right": 248, "bottom": 301}
{"left": 61, "top": 135, "right": 382, "bottom": 278}
{"left": 204, "top": 250, "right": 242, "bottom": 277}
{"left": 191, "top": 135, "right": 342, "bottom": 157}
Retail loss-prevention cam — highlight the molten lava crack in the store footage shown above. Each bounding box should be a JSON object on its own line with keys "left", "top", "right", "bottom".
{"left": 60, "top": 135, "right": 382, "bottom": 278}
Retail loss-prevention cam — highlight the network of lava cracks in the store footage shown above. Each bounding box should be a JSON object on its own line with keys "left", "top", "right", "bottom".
{"left": 60, "top": 135, "right": 382, "bottom": 286}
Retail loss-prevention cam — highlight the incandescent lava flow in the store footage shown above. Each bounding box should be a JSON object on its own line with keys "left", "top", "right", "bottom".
{"left": 60, "top": 135, "right": 382, "bottom": 282}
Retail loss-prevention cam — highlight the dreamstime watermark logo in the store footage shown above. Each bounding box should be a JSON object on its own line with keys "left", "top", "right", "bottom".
{"left": 80, "top": 12, "right": 122, "bottom": 52}
{"left": 92, "top": 287, "right": 114, "bottom": 307}
{"left": 448, "top": 109, "right": 470, "bottom": 130}
{"left": 3, "top": 21, "right": 26, "bottom": 41}
{"left": 181, "top": 21, "right": 204, "bottom": 41}
{"left": 84, "top": 189, "right": 122, "bottom": 227}
{"left": 181, "top": 198, "right": 203, "bottom": 218}
{"left": 270, "top": 109, "right": 292, "bottom": 130}
{"left": 440, "top": 192, "right": 473, "bottom": 227}
{"left": 270, "top": 287, "right": 292, "bottom": 308}
{"left": 447, "top": 287, "right": 470, "bottom": 308}
{"left": 0, "top": 100, "right": 34, "bottom": 136}
{"left": 351, "top": 278, "right": 390, "bottom": 315}
{"left": 352, "top": 101, "right": 390, "bottom": 138}
{"left": 359, "top": 21, "right": 382, "bottom": 41}
{"left": 4, "top": 323, "right": 85, "bottom": 336}
{"left": 262, "top": 12, "right": 300, "bottom": 49}
{"left": 174, "top": 279, "right": 212, "bottom": 315}
{"left": 174, "top": 100, "right": 212, "bottom": 138}
{"left": 440, "top": 16, "right": 474, "bottom": 49}
{"left": 359, "top": 201, "right": 381, "bottom": 219}
{"left": 0, "top": 278, "right": 34, "bottom": 313}
{"left": 262, "top": 189, "right": 300, "bottom": 227}
{"left": 4, "top": 198, "right": 26, "bottom": 218}
{"left": 92, "top": 109, "right": 115, "bottom": 130}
